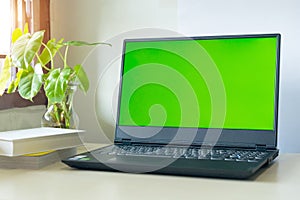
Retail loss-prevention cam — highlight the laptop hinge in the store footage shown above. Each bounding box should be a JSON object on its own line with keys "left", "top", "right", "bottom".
{"left": 256, "top": 144, "right": 267, "bottom": 151}
{"left": 121, "top": 138, "right": 132, "bottom": 145}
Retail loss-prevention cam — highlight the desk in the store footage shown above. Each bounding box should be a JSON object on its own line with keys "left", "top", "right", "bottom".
{"left": 0, "top": 146, "right": 299, "bottom": 200}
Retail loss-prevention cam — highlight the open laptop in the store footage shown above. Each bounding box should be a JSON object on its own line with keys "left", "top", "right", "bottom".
{"left": 62, "top": 33, "right": 281, "bottom": 179}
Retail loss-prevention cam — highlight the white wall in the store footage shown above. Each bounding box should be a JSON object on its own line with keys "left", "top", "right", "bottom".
{"left": 50, "top": 0, "right": 178, "bottom": 144}
{"left": 177, "top": 0, "right": 300, "bottom": 153}
{"left": 51, "top": 0, "right": 300, "bottom": 152}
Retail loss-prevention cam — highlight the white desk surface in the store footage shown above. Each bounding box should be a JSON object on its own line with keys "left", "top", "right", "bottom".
{"left": 0, "top": 145, "right": 299, "bottom": 200}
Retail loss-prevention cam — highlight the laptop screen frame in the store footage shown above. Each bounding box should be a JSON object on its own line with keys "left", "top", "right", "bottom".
{"left": 114, "top": 33, "right": 281, "bottom": 149}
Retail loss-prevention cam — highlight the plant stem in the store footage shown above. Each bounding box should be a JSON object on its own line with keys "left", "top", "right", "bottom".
{"left": 64, "top": 45, "right": 69, "bottom": 68}
{"left": 35, "top": 53, "right": 51, "bottom": 71}
{"left": 57, "top": 51, "right": 65, "bottom": 63}
{"left": 41, "top": 42, "right": 54, "bottom": 69}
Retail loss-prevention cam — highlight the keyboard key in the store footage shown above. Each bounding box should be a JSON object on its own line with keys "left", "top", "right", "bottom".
{"left": 248, "top": 159, "right": 258, "bottom": 163}
{"left": 198, "top": 156, "right": 210, "bottom": 160}
{"left": 211, "top": 156, "right": 224, "bottom": 160}
{"left": 224, "top": 158, "right": 236, "bottom": 161}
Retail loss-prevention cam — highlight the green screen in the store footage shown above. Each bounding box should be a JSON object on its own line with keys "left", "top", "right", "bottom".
{"left": 118, "top": 36, "right": 278, "bottom": 130}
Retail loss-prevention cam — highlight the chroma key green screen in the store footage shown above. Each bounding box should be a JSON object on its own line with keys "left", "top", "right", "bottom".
{"left": 118, "top": 35, "right": 279, "bottom": 130}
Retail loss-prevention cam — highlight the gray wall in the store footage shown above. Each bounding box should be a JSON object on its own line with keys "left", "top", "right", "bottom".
{"left": 0, "top": 106, "right": 45, "bottom": 131}
{"left": 50, "top": 0, "right": 300, "bottom": 152}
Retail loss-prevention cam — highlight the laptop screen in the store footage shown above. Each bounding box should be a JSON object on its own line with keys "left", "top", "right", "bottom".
{"left": 116, "top": 34, "right": 280, "bottom": 147}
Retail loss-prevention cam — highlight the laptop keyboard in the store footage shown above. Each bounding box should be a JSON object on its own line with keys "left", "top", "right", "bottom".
{"left": 102, "top": 145, "right": 269, "bottom": 163}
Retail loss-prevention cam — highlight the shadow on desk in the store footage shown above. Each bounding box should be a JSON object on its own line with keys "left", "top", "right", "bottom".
{"left": 249, "top": 161, "right": 279, "bottom": 182}
{"left": 61, "top": 160, "right": 280, "bottom": 183}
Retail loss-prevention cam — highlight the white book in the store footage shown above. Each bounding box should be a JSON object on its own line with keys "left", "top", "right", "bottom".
{"left": 0, "top": 148, "right": 77, "bottom": 169}
{"left": 0, "top": 127, "right": 84, "bottom": 157}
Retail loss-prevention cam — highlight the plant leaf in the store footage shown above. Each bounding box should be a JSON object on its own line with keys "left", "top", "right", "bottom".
{"left": 39, "top": 38, "right": 64, "bottom": 66}
{"left": 12, "top": 28, "right": 23, "bottom": 44}
{"left": 18, "top": 66, "right": 43, "bottom": 101}
{"left": 7, "top": 69, "right": 24, "bottom": 93}
{"left": 44, "top": 68, "right": 72, "bottom": 103}
{"left": 0, "top": 56, "right": 12, "bottom": 96}
{"left": 74, "top": 64, "right": 89, "bottom": 93}
{"left": 24, "top": 23, "right": 29, "bottom": 34}
{"left": 24, "top": 31, "right": 45, "bottom": 67}
{"left": 11, "top": 33, "right": 30, "bottom": 68}
{"left": 11, "top": 31, "right": 44, "bottom": 69}
{"left": 64, "top": 40, "right": 111, "bottom": 47}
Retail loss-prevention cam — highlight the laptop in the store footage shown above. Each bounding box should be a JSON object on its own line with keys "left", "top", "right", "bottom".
{"left": 62, "top": 33, "right": 281, "bottom": 179}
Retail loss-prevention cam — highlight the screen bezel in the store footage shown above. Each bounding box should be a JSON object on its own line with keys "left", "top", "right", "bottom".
{"left": 114, "top": 33, "right": 281, "bottom": 149}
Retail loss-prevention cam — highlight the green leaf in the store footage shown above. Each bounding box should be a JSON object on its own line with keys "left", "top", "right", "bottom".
{"left": 18, "top": 65, "right": 43, "bottom": 101}
{"left": 0, "top": 56, "right": 12, "bottom": 95}
{"left": 24, "top": 31, "right": 45, "bottom": 67}
{"left": 74, "top": 64, "right": 89, "bottom": 93}
{"left": 39, "top": 38, "right": 64, "bottom": 66}
{"left": 44, "top": 68, "right": 72, "bottom": 103}
{"left": 7, "top": 69, "right": 24, "bottom": 93}
{"left": 11, "top": 33, "right": 30, "bottom": 68}
{"left": 7, "top": 82, "right": 16, "bottom": 94}
{"left": 24, "top": 23, "right": 29, "bottom": 34}
{"left": 63, "top": 40, "right": 111, "bottom": 47}
{"left": 12, "top": 28, "right": 23, "bottom": 43}
{"left": 11, "top": 31, "right": 44, "bottom": 69}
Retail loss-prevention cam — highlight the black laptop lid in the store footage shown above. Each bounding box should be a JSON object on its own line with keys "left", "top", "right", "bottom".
{"left": 115, "top": 34, "right": 281, "bottom": 149}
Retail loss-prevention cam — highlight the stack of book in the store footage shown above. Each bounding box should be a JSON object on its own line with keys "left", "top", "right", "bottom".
{"left": 0, "top": 127, "right": 84, "bottom": 169}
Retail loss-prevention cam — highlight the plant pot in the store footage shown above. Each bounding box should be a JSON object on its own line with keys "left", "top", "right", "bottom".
{"left": 41, "top": 83, "right": 79, "bottom": 129}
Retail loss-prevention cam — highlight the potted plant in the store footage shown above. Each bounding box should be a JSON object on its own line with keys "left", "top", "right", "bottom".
{"left": 0, "top": 25, "right": 110, "bottom": 129}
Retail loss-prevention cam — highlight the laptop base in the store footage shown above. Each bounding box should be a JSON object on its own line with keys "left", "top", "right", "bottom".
{"left": 62, "top": 145, "right": 279, "bottom": 179}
